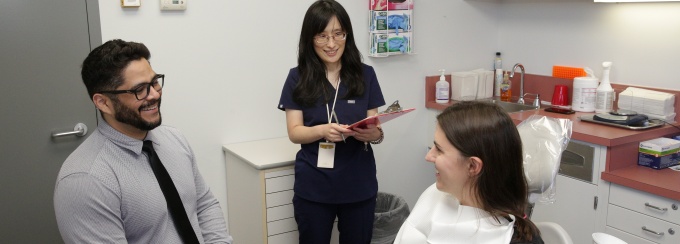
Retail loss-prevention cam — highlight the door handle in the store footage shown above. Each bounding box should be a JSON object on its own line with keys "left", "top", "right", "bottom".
{"left": 51, "top": 123, "right": 88, "bottom": 138}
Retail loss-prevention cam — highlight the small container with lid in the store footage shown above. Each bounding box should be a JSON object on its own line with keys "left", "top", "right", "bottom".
{"left": 572, "top": 67, "right": 599, "bottom": 112}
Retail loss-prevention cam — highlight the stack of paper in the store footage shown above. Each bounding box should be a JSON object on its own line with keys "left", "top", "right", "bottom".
{"left": 618, "top": 87, "right": 675, "bottom": 121}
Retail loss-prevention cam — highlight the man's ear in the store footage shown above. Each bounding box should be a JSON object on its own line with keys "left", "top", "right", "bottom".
{"left": 92, "top": 94, "right": 113, "bottom": 115}
{"left": 468, "top": 156, "right": 483, "bottom": 177}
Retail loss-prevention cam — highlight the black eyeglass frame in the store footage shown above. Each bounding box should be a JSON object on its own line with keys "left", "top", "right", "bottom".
{"left": 97, "top": 74, "right": 165, "bottom": 100}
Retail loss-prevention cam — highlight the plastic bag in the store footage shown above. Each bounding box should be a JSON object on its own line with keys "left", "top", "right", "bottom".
{"left": 517, "top": 114, "right": 572, "bottom": 204}
{"left": 372, "top": 192, "right": 410, "bottom": 244}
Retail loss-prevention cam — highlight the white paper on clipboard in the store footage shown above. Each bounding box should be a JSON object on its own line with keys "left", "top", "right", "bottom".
{"left": 347, "top": 108, "right": 415, "bottom": 129}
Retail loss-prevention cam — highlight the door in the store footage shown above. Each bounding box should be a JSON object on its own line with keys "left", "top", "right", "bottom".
{"left": 0, "top": 0, "right": 101, "bottom": 242}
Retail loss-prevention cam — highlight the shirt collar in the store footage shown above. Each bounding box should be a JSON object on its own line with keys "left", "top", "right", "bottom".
{"left": 96, "top": 114, "right": 154, "bottom": 156}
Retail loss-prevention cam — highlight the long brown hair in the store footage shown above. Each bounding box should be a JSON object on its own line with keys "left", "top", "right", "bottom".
{"left": 436, "top": 101, "right": 540, "bottom": 242}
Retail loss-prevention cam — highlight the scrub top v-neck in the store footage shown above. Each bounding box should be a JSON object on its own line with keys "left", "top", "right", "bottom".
{"left": 278, "top": 64, "right": 386, "bottom": 204}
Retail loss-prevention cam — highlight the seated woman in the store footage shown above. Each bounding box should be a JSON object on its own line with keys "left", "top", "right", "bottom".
{"left": 394, "top": 101, "right": 544, "bottom": 244}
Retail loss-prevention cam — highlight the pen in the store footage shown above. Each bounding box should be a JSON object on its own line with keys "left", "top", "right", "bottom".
{"left": 333, "top": 111, "right": 346, "bottom": 143}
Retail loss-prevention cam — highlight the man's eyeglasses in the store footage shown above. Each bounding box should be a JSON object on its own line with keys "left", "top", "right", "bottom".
{"left": 314, "top": 32, "right": 347, "bottom": 45}
{"left": 98, "top": 74, "right": 164, "bottom": 100}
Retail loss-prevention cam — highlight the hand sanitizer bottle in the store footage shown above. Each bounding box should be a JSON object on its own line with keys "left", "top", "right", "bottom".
{"left": 595, "top": 62, "right": 614, "bottom": 113}
{"left": 436, "top": 69, "right": 449, "bottom": 104}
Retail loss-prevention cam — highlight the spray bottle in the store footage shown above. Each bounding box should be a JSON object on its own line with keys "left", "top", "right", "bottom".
{"left": 436, "top": 69, "right": 449, "bottom": 104}
{"left": 595, "top": 61, "right": 614, "bottom": 113}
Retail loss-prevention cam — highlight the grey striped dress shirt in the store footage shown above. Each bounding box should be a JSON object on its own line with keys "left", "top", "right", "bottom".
{"left": 54, "top": 118, "right": 232, "bottom": 244}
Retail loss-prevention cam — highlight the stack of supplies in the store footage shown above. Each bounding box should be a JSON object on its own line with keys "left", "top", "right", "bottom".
{"left": 618, "top": 87, "right": 675, "bottom": 121}
{"left": 450, "top": 69, "right": 494, "bottom": 101}
{"left": 368, "top": 0, "right": 413, "bottom": 56}
{"left": 638, "top": 137, "right": 680, "bottom": 169}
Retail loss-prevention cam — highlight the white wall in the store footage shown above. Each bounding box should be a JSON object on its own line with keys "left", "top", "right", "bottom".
{"left": 97, "top": 0, "right": 499, "bottom": 224}
{"left": 499, "top": 0, "right": 680, "bottom": 90}
{"left": 98, "top": 0, "right": 680, "bottom": 230}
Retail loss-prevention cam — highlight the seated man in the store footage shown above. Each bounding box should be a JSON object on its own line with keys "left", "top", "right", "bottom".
{"left": 54, "top": 39, "right": 233, "bottom": 244}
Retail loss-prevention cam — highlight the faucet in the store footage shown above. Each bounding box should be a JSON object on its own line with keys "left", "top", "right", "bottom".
{"left": 509, "top": 63, "right": 525, "bottom": 105}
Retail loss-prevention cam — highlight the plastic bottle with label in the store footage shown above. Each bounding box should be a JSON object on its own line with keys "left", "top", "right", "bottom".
{"left": 435, "top": 69, "right": 449, "bottom": 104}
{"left": 595, "top": 62, "right": 614, "bottom": 113}
{"left": 500, "top": 71, "right": 512, "bottom": 102}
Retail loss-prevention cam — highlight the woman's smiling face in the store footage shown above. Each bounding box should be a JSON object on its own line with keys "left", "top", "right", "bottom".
{"left": 314, "top": 16, "right": 345, "bottom": 67}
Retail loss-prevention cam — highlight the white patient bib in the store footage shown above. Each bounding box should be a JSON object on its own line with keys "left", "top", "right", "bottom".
{"left": 394, "top": 184, "right": 515, "bottom": 244}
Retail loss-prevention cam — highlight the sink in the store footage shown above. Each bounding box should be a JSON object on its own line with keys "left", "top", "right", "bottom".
{"left": 478, "top": 97, "right": 539, "bottom": 113}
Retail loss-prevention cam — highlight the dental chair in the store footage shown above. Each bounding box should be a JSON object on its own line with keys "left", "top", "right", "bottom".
{"left": 517, "top": 115, "right": 574, "bottom": 244}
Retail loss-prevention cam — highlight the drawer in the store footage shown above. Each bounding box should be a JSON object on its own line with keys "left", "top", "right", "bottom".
{"left": 265, "top": 168, "right": 294, "bottom": 179}
{"left": 265, "top": 174, "right": 294, "bottom": 193}
{"left": 266, "top": 189, "right": 294, "bottom": 207}
{"left": 605, "top": 226, "right": 655, "bottom": 244}
{"left": 607, "top": 205, "right": 680, "bottom": 244}
{"left": 267, "top": 217, "right": 297, "bottom": 236}
{"left": 609, "top": 184, "right": 680, "bottom": 224}
{"left": 267, "top": 204, "right": 294, "bottom": 222}
{"left": 268, "top": 231, "right": 298, "bottom": 244}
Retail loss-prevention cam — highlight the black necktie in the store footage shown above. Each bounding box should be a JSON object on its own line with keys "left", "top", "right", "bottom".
{"left": 142, "top": 140, "right": 200, "bottom": 244}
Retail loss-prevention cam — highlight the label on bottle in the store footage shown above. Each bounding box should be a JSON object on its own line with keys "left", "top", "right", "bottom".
{"left": 437, "top": 87, "right": 448, "bottom": 100}
{"left": 596, "top": 91, "right": 614, "bottom": 112}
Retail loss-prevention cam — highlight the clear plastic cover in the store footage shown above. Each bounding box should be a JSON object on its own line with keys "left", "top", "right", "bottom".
{"left": 517, "top": 114, "right": 572, "bottom": 204}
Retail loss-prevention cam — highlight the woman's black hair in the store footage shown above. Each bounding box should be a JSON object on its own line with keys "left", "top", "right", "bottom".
{"left": 294, "top": 0, "right": 364, "bottom": 107}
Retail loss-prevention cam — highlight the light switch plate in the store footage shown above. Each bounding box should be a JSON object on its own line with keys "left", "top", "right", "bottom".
{"left": 160, "top": 0, "right": 187, "bottom": 11}
{"left": 121, "top": 0, "right": 141, "bottom": 7}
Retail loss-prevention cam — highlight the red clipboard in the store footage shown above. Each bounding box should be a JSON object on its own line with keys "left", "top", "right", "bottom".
{"left": 347, "top": 108, "right": 415, "bottom": 129}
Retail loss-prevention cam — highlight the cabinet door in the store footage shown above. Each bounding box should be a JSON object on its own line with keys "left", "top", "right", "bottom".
{"left": 531, "top": 175, "right": 599, "bottom": 244}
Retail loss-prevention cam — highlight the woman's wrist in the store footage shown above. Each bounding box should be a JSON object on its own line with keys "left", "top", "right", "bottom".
{"left": 370, "top": 127, "right": 384, "bottom": 144}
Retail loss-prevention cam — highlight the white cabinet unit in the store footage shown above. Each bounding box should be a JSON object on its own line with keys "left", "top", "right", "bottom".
{"left": 223, "top": 138, "right": 298, "bottom": 244}
{"left": 223, "top": 137, "right": 339, "bottom": 244}
{"left": 607, "top": 184, "right": 680, "bottom": 244}
{"left": 530, "top": 140, "right": 608, "bottom": 244}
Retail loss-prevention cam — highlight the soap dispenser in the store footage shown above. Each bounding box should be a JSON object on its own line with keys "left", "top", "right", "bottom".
{"left": 436, "top": 69, "right": 449, "bottom": 104}
{"left": 595, "top": 62, "right": 614, "bottom": 113}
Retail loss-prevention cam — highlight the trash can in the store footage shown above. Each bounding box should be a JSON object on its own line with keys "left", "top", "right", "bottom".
{"left": 371, "top": 192, "right": 410, "bottom": 244}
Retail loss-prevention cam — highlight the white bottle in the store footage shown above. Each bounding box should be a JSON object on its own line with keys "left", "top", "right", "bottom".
{"left": 595, "top": 62, "right": 615, "bottom": 113}
{"left": 436, "top": 69, "right": 449, "bottom": 104}
{"left": 494, "top": 69, "right": 503, "bottom": 97}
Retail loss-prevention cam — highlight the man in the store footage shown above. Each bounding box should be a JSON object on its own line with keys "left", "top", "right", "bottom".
{"left": 54, "top": 39, "right": 233, "bottom": 244}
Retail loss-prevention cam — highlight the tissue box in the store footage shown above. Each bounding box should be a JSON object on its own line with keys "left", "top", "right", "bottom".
{"left": 451, "top": 72, "right": 479, "bottom": 101}
{"left": 369, "top": 32, "right": 411, "bottom": 55}
{"left": 370, "top": 10, "right": 411, "bottom": 32}
{"left": 638, "top": 138, "right": 680, "bottom": 169}
{"left": 370, "top": 0, "right": 413, "bottom": 10}
{"left": 471, "top": 69, "right": 494, "bottom": 99}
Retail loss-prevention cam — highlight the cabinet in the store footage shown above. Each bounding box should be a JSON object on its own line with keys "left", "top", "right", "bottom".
{"left": 530, "top": 140, "right": 608, "bottom": 244}
{"left": 606, "top": 184, "right": 680, "bottom": 244}
{"left": 223, "top": 137, "right": 339, "bottom": 244}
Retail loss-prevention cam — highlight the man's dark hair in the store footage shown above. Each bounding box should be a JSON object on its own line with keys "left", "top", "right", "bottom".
{"left": 81, "top": 39, "right": 150, "bottom": 100}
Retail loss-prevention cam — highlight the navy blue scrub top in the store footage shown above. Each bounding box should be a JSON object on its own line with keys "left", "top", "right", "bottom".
{"left": 278, "top": 64, "right": 386, "bottom": 204}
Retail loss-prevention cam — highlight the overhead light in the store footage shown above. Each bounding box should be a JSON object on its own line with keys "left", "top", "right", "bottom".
{"left": 595, "top": 0, "right": 680, "bottom": 2}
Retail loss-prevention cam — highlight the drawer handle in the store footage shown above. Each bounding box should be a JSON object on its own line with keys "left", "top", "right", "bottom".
{"left": 642, "top": 226, "right": 664, "bottom": 236}
{"left": 645, "top": 202, "right": 668, "bottom": 212}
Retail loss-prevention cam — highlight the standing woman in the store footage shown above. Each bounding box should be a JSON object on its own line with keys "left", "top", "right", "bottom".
{"left": 277, "top": 0, "right": 386, "bottom": 243}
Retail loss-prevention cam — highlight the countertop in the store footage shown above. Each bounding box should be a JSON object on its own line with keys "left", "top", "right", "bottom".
{"left": 425, "top": 74, "right": 680, "bottom": 201}
{"left": 222, "top": 137, "right": 298, "bottom": 170}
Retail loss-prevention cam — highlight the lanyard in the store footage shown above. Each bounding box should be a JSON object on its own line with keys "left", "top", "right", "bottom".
{"left": 326, "top": 78, "right": 341, "bottom": 124}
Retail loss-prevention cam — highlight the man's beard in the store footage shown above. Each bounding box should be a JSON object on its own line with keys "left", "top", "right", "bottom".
{"left": 112, "top": 97, "right": 162, "bottom": 131}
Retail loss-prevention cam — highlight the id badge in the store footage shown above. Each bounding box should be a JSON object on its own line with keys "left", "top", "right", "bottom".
{"left": 317, "top": 142, "right": 335, "bottom": 168}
